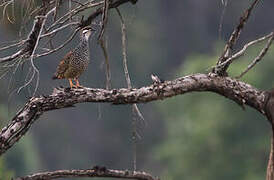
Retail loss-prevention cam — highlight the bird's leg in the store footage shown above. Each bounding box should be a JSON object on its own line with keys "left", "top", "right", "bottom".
{"left": 74, "top": 78, "right": 83, "bottom": 88}
{"left": 69, "top": 78, "right": 77, "bottom": 88}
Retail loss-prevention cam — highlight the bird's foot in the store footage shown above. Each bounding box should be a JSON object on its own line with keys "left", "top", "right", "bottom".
{"left": 76, "top": 85, "right": 84, "bottom": 88}
{"left": 70, "top": 84, "right": 78, "bottom": 89}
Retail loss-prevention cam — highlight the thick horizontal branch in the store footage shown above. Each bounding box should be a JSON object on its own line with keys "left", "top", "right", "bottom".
{"left": 0, "top": 73, "right": 267, "bottom": 155}
{"left": 16, "top": 166, "right": 158, "bottom": 180}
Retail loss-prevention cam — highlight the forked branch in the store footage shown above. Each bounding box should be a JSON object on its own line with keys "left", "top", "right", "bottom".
{"left": 213, "top": 0, "right": 261, "bottom": 75}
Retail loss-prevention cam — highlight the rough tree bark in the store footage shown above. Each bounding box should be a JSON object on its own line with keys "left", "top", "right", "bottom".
{"left": 0, "top": 73, "right": 267, "bottom": 155}
{"left": 16, "top": 166, "right": 158, "bottom": 180}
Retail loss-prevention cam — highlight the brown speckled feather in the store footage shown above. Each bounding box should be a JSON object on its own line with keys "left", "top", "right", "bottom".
{"left": 52, "top": 27, "right": 93, "bottom": 88}
{"left": 52, "top": 51, "right": 72, "bottom": 79}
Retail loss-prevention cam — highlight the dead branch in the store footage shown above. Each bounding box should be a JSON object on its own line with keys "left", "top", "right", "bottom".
{"left": 79, "top": 0, "right": 139, "bottom": 28}
{"left": 16, "top": 166, "right": 158, "bottom": 180}
{"left": 116, "top": 8, "right": 145, "bottom": 170}
{"left": 46, "top": 0, "right": 103, "bottom": 32}
{"left": 0, "top": 7, "right": 49, "bottom": 63}
{"left": 0, "top": 0, "right": 135, "bottom": 65}
{"left": 0, "top": 40, "right": 23, "bottom": 51}
{"left": 99, "top": 39, "right": 112, "bottom": 89}
{"left": 35, "top": 28, "right": 80, "bottom": 58}
{"left": 98, "top": 0, "right": 110, "bottom": 41}
{"left": 0, "top": 73, "right": 267, "bottom": 155}
{"left": 215, "top": 32, "right": 274, "bottom": 69}
{"left": 236, "top": 34, "right": 274, "bottom": 78}
{"left": 213, "top": 0, "right": 261, "bottom": 75}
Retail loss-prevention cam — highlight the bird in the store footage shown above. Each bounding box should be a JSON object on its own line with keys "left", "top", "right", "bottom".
{"left": 52, "top": 26, "right": 95, "bottom": 88}
{"left": 151, "top": 74, "right": 164, "bottom": 84}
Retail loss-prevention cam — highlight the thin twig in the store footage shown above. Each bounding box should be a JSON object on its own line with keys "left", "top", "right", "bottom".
{"left": 0, "top": 40, "right": 24, "bottom": 51}
{"left": 236, "top": 34, "right": 274, "bottom": 79}
{"left": 48, "top": 1, "right": 103, "bottom": 32}
{"left": 41, "top": 21, "right": 79, "bottom": 38}
{"left": 79, "top": 0, "right": 138, "bottom": 28}
{"left": 116, "top": 8, "right": 145, "bottom": 171}
{"left": 98, "top": 0, "right": 110, "bottom": 41}
{"left": 218, "top": 0, "right": 228, "bottom": 40}
{"left": 215, "top": 32, "right": 274, "bottom": 68}
{"left": 35, "top": 28, "right": 80, "bottom": 58}
{"left": 1, "top": 0, "right": 14, "bottom": 22}
{"left": 17, "top": 7, "right": 56, "bottom": 95}
{"left": 99, "top": 39, "right": 111, "bottom": 89}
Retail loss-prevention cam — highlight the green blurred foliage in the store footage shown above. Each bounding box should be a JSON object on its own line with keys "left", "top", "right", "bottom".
{"left": 155, "top": 42, "right": 273, "bottom": 180}
{"left": 0, "top": 157, "right": 14, "bottom": 180}
{"left": 5, "top": 133, "right": 42, "bottom": 176}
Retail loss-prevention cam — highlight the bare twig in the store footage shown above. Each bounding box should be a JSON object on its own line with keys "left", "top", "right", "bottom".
{"left": 116, "top": 8, "right": 145, "bottom": 171}
{"left": 17, "top": 7, "right": 56, "bottom": 95}
{"left": 0, "top": 1, "right": 102, "bottom": 64}
{"left": 0, "top": 49, "right": 24, "bottom": 63}
{"left": 0, "top": 6, "right": 48, "bottom": 63}
{"left": 100, "top": 39, "right": 111, "bottom": 90}
{"left": 96, "top": 0, "right": 112, "bottom": 90}
{"left": 213, "top": 0, "right": 261, "bottom": 75}
{"left": 215, "top": 32, "right": 274, "bottom": 68}
{"left": 16, "top": 167, "right": 158, "bottom": 180}
{"left": 0, "top": 40, "right": 24, "bottom": 51}
{"left": 41, "top": 21, "right": 79, "bottom": 38}
{"left": 218, "top": 0, "right": 228, "bottom": 39}
{"left": 79, "top": 0, "right": 138, "bottom": 28}
{"left": 0, "top": 0, "right": 135, "bottom": 65}
{"left": 98, "top": 0, "right": 110, "bottom": 41}
{"left": 1, "top": 0, "right": 14, "bottom": 22}
{"left": 116, "top": 8, "right": 131, "bottom": 88}
{"left": 35, "top": 28, "right": 80, "bottom": 58}
{"left": 71, "top": 0, "right": 86, "bottom": 7}
{"left": 48, "top": 1, "right": 103, "bottom": 32}
{"left": 236, "top": 34, "right": 274, "bottom": 78}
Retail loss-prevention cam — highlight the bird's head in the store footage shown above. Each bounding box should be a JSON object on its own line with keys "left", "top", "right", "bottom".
{"left": 81, "top": 26, "right": 95, "bottom": 40}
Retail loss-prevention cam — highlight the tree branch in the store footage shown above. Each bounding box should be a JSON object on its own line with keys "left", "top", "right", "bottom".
{"left": 0, "top": 2, "right": 52, "bottom": 63}
{"left": 79, "top": 0, "right": 138, "bottom": 28}
{"left": 0, "top": 73, "right": 267, "bottom": 155}
{"left": 213, "top": 0, "right": 261, "bottom": 75}
{"left": 16, "top": 166, "right": 158, "bottom": 180}
{"left": 215, "top": 31, "right": 274, "bottom": 69}
{"left": 237, "top": 33, "right": 274, "bottom": 78}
